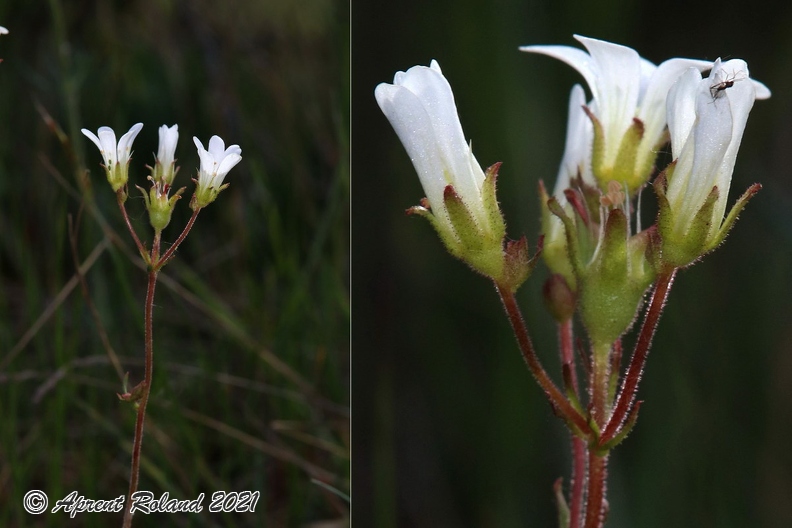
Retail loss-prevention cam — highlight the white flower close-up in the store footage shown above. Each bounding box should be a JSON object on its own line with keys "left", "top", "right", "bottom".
{"left": 374, "top": 60, "right": 494, "bottom": 236}
{"left": 521, "top": 35, "right": 713, "bottom": 193}
{"left": 81, "top": 123, "right": 144, "bottom": 191}
{"left": 664, "top": 58, "right": 771, "bottom": 244}
{"left": 155, "top": 124, "right": 179, "bottom": 185}
{"left": 192, "top": 135, "right": 242, "bottom": 209}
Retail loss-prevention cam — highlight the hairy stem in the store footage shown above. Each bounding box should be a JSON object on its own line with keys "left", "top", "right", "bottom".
{"left": 583, "top": 451, "right": 608, "bottom": 528}
{"left": 559, "top": 320, "right": 586, "bottom": 528}
{"left": 156, "top": 209, "right": 200, "bottom": 269}
{"left": 601, "top": 269, "right": 677, "bottom": 444}
{"left": 495, "top": 284, "right": 591, "bottom": 436}
{"left": 117, "top": 190, "right": 149, "bottom": 260}
{"left": 121, "top": 270, "right": 157, "bottom": 528}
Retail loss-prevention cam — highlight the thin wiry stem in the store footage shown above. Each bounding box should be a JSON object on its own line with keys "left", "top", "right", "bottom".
{"left": 495, "top": 283, "right": 592, "bottom": 436}
{"left": 121, "top": 270, "right": 157, "bottom": 528}
{"left": 156, "top": 208, "right": 200, "bottom": 269}
{"left": 559, "top": 320, "right": 586, "bottom": 528}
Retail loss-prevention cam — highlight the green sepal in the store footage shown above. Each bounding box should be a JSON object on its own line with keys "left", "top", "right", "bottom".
{"left": 107, "top": 161, "right": 130, "bottom": 192}
{"left": 598, "top": 400, "right": 643, "bottom": 453}
{"left": 580, "top": 208, "right": 655, "bottom": 346}
{"left": 611, "top": 118, "right": 646, "bottom": 194}
{"left": 656, "top": 169, "right": 719, "bottom": 268}
{"left": 138, "top": 184, "right": 186, "bottom": 234}
{"left": 406, "top": 202, "right": 463, "bottom": 259}
{"left": 540, "top": 182, "right": 577, "bottom": 290}
{"left": 117, "top": 377, "right": 147, "bottom": 405}
{"left": 409, "top": 184, "right": 512, "bottom": 284}
{"left": 584, "top": 106, "right": 607, "bottom": 190}
{"left": 707, "top": 183, "right": 761, "bottom": 252}
{"left": 481, "top": 162, "right": 507, "bottom": 243}
{"left": 579, "top": 209, "right": 629, "bottom": 346}
{"left": 554, "top": 478, "right": 571, "bottom": 528}
{"left": 191, "top": 181, "right": 230, "bottom": 211}
{"left": 653, "top": 166, "right": 673, "bottom": 249}
{"left": 547, "top": 196, "right": 583, "bottom": 280}
{"left": 443, "top": 185, "right": 486, "bottom": 251}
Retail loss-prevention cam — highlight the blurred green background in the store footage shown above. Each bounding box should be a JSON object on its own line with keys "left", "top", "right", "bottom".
{"left": 354, "top": 0, "right": 792, "bottom": 526}
{"left": 0, "top": 0, "right": 348, "bottom": 526}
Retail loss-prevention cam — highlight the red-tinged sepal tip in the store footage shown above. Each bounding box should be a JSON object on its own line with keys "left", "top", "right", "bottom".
{"left": 117, "top": 378, "right": 147, "bottom": 405}
{"left": 501, "top": 235, "right": 542, "bottom": 293}
{"left": 554, "top": 477, "right": 571, "bottom": 528}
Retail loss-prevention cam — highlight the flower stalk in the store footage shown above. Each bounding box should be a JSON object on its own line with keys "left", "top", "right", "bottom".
{"left": 83, "top": 124, "right": 241, "bottom": 528}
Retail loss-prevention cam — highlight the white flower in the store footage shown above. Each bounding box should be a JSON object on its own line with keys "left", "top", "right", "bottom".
{"left": 81, "top": 123, "right": 144, "bottom": 191}
{"left": 553, "top": 84, "right": 594, "bottom": 197}
{"left": 374, "top": 60, "right": 495, "bottom": 237}
{"left": 375, "top": 60, "right": 524, "bottom": 285}
{"left": 521, "top": 35, "right": 712, "bottom": 193}
{"left": 661, "top": 58, "right": 770, "bottom": 257}
{"left": 191, "top": 135, "right": 242, "bottom": 209}
{"left": 0, "top": 26, "right": 8, "bottom": 35}
{"left": 154, "top": 124, "right": 179, "bottom": 186}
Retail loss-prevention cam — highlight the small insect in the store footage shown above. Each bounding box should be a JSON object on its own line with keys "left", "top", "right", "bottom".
{"left": 709, "top": 70, "right": 745, "bottom": 100}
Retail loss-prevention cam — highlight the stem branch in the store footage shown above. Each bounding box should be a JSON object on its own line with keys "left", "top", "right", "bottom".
{"left": 496, "top": 284, "right": 591, "bottom": 436}
{"left": 601, "top": 269, "right": 677, "bottom": 444}
{"left": 156, "top": 209, "right": 200, "bottom": 269}
{"left": 559, "top": 320, "right": 586, "bottom": 528}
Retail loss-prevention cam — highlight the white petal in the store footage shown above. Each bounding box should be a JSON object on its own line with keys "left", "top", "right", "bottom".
{"left": 639, "top": 58, "right": 712, "bottom": 151}
{"left": 751, "top": 79, "right": 772, "bottom": 100}
{"left": 207, "top": 135, "right": 227, "bottom": 159}
{"left": 666, "top": 68, "right": 701, "bottom": 159}
{"left": 576, "top": 36, "right": 642, "bottom": 157}
{"left": 116, "top": 123, "right": 143, "bottom": 163}
{"left": 222, "top": 144, "right": 242, "bottom": 158}
{"left": 375, "top": 81, "right": 449, "bottom": 210}
{"left": 97, "top": 127, "right": 119, "bottom": 165}
{"left": 192, "top": 136, "right": 206, "bottom": 154}
{"left": 554, "top": 84, "right": 593, "bottom": 197}
{"left": 81, "top": 128, "right": 104, "bottom": 154}
{"left": 394, "top": 64, "right": 472, "bottom": 190}
{"left": 520, "top": 44, "right": 598, "bottom": 101}
{"left": 216, "top": 153, "right": 242, "bottom": 181}
{"left": 157, "top": 124, "right": 179, "bottom": 162}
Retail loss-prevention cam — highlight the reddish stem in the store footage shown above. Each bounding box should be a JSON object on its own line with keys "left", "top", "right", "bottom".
{"left": 495, "top": 284, "right": 592, "bottom": 436}
{"left": 600, "top": 269, "right": 677, "bottom": 444}
{"left": 559, "top": 320, "right": 586, "bottom": 528}
{"left": 117, "top": 190, "right": 148, "bottom": 260}
{"left": 155, "top": 209, "right": 200, "bottom": 269}
{"left": 583, "top": 451, "right": 608, "bottom": 528}
{"left": 121, "top": 270, "right": 157, "bottom": 528}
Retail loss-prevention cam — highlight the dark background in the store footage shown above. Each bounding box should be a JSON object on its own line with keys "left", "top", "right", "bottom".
{"left": 353, "top": 1, "right": 792, "bottom": 526}
{"left": 0, "top": 1, "right": 349, "bottom": 526}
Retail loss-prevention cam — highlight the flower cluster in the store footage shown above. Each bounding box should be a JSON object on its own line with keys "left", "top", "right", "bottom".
{"left": 82, "top": 124, "right": 242, "bottom": 233}
{"left": 375, "top": 35, "right": 770, "bottom": 528}
{"left": 377, "top": 37, "right": 769, "bottom": 345}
